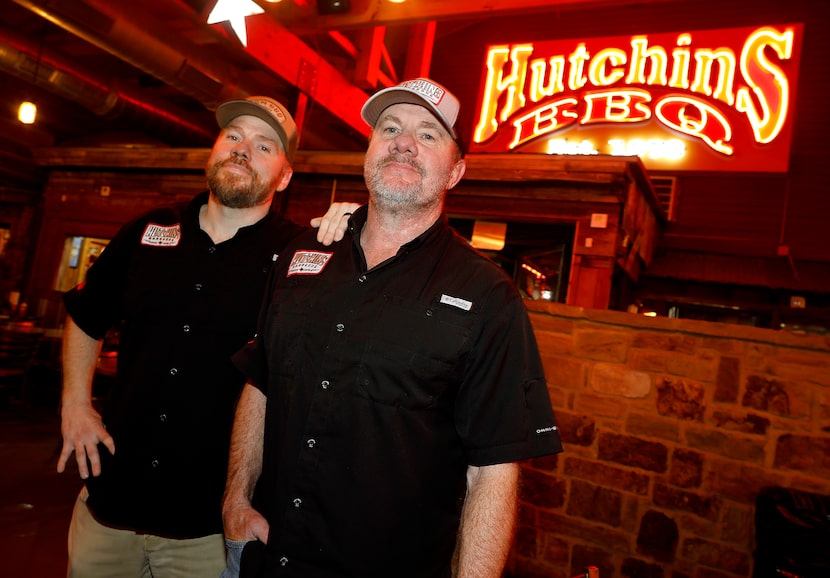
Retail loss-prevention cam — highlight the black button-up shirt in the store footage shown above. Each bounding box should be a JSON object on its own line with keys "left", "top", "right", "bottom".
{"left": 235, "top": 205, "right": 562, "bottom": 577}
{"left": 64, "top": 192, "right": 304, "bottom": 538}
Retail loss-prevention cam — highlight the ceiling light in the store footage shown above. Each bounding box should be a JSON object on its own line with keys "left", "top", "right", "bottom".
{"left": 18, "top": 101, "right": 37, "bottom": 124}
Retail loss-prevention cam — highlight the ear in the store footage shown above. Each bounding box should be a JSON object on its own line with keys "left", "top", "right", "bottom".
{"left": 446, "top": 158, "right": 466, "bottom": 191}
{"left": 275, "top": 166, "right": 294, "bottom": 192}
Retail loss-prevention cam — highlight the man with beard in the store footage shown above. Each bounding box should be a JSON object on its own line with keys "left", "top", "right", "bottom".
{"left": 222, "top": 79, "right": 562, "bottom": 578}
{"left": 57, "top": 96, "right": 357, "bottom": 578}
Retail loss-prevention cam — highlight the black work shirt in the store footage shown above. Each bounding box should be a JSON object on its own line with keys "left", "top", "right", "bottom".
{"left": 64, "top": 192, "right": 304, "bottom": 538}
{"left": 234, "top": 205, "right": 562, "bottom": 577}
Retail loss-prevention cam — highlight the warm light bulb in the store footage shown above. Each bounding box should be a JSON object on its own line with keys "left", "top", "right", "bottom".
{"left": 387, "top": 0, "right": 406, "bottom": 3}
{"left": 18, "top": 101, "right": 37, "bottom": 124}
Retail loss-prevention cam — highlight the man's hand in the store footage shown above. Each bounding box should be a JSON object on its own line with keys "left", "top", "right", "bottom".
{"left": 57, "top": 402, "right": 115, "bottom": 479}
{"left": 311, "top": 202, "right": 360, "bottom": 245}
{"left": 223, "top": 500, "right": 270, "bottom": 544}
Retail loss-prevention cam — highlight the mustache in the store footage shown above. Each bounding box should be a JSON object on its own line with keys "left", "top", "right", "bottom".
{"left": 215, "top": 156, "right": 252, "bottom": 173}
{"left": 379, "top": 154, "right": 424, "bottom": 175}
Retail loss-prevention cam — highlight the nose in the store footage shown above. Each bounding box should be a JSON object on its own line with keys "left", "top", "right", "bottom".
{"left": 231, "top": 141, "right": 250, "bottom": 160}
{"left": 390, "top": 131, "right": 416, "bottom": 156}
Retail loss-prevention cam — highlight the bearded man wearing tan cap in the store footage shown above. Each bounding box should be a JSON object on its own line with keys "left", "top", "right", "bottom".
{"left": 57, "top": 96, "right": 356, "bottom": 578}
{"left": 224, "top": 78, "right": 563, "bottom": 578}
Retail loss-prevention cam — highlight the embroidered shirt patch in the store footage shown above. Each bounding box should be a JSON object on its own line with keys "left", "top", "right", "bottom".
{"left": 141, "top": 223, "right": 181, "bottom": 247}
{"left": 287, "top": 250, "right": 333, "bottom": 276}
{"left": 440, "top": 293, "right": 473, "bottom": 311}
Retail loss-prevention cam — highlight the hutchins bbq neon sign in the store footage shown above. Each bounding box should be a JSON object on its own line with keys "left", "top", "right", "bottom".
{"left": 472, "top": 25, "right": 802, "bottom": 171}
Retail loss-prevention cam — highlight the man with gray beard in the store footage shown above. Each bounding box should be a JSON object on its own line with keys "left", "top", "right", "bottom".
{"left": 57, "top": 96, "right": 356, "bottom": 578}
{"left": 223, "top": 79, "right": 562, "bottom": 578}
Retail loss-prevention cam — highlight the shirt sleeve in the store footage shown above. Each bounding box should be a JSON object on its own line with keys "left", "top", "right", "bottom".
{"left": 454, "top": 278, "right": 563, "bottom": 466}
{"left": 62, "top": 217, "right": 145, "bottom": 340}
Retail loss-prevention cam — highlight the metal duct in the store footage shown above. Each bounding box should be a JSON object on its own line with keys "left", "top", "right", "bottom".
{"left": 0, "top": 23, "right": 215, "bottom": 145}
{"left": 10, "top": 0, "right": 281, "bottom": 109}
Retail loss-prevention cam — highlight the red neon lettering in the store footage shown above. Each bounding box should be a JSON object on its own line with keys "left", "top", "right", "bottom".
{"left": 510, "top": 98, "right": 580, "bottom": 148}
{"left": 582, "top": 90, "right": 652, "bottom": 125}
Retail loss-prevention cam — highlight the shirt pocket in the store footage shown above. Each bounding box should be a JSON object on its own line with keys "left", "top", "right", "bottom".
{"left": 356, "top": 294, "right": 474, "bottom": 410}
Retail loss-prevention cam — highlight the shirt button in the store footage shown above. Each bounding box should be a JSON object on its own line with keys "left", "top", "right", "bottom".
{"left": 279, "top": 557, "right": 288, "bottom": 567}
{"left": 159, "top": 413, "right": 167, "bottom": 422}
{"left": 208, "top": 246, "right": 216, "bottom": 254}
{"left": 194, "top": 283, "right": 203, "bottom": 291}
{"left": 182, "top": 324, "right": 191, "bottom": 333}
{"left": 426, "top": 309, "right": 433, "bottom": 317}
{"left": 321, "top": 380, "right": 329, "bottom": 390}
{"left": 307, "top": 438, "right": 316, "bottom": 448}
{"left": 358, "top": 275, "right": 367, "bottom": 283}
{"left": 336, "top": 323, "right": 345, "bottom": 332}
{"left": 293, "top": 498, "right": 302, "bottom": 508}
{"left": 169, "top": 367, "right": 178, "bottom": 376}
{"left": 151, "top": 459, "right": 159, "bottom": 468}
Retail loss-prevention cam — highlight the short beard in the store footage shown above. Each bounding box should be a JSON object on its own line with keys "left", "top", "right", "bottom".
{"left": 206, "top": 158, "right": 273, "bottom": 209}
{"left": 365, "top": 154, "right": 443, "bottom": 216}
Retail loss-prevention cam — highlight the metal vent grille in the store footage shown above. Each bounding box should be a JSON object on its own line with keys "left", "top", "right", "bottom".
{"left": 650, "top": 176, "right": 678, "bottom": 221}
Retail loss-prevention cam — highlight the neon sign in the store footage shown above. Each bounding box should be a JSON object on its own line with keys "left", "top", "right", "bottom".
{"left": 472, "top": 25, "right": 802, "bottom": 172}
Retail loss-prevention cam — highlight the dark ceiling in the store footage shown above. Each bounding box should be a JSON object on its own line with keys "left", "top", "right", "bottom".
{"left": 0, "top": 0, "right": 668, "bottom": 201}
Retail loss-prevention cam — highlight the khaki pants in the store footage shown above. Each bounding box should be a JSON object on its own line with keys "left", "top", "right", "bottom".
{"left": 67, "top": 487, "right": 226, "bottom": 578}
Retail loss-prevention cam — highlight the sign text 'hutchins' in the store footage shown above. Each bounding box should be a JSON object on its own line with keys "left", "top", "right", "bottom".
{"left": 472, "top": 25, "right": 802, "bottom": 171}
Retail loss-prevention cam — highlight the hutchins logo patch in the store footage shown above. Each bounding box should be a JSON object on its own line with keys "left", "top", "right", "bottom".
{"left": 287, "top": 250, "right": 333, "bottom": 276}
{"left": 141, "top": 223, "right": 181, "bottom": 247}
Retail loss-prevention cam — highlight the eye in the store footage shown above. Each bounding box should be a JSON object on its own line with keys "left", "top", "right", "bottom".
{"left": 382, "top": 125, "right": 400, "bottom": 135}
{"left": 258, "top": 144, "right": 272, "bottom": 153}
{"left": 227, "top": 133, "right": 240, "bottom": 142}
{"left": 420, "top": 132, "right": 436, "bottom": 142}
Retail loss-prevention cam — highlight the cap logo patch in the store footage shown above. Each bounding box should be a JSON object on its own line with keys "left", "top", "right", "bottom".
{"left": 141, "top": 223, "right": 181, "bottom": 247}
{"left": 400, "top": 79, "right": 445, "bottom": 106}
{"left": 440, "top": 293, "right": 472, "bottom": 311}
{"left": 250, "top": 97, "right": 286, "bottom": 124}
{"left": 287, "top": 250, "right": 333, "bottom": 276}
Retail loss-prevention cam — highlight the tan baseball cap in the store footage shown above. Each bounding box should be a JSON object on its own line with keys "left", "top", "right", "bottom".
{"left": 361, "top": 78, "right": 460, "bottom": 139}
{"left": 215, "top": 96, "right": 298, "bottom": 163}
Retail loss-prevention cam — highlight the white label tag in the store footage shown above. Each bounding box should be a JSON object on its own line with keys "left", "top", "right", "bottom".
{"left": 440, "top": 293, "right": 472, "bottom": 311}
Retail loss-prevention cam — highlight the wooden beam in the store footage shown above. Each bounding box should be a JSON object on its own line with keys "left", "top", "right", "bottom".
{"left": 244, "top": 14, "right": 370, "bottom": 138}
{"left": 270, "top": 0, "right": 685, "bottom": 32}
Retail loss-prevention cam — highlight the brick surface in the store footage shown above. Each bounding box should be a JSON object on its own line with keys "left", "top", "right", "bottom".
{"left": 564, "top": 457, "right": 650, "bottom": 495}
{"left": 632, "top": 331, "right": 696, "bottom": 354}
{"left": 574, "top": 329, "right": 630, "bottom": 362}
{"left": 680, "top": 538, "right": 750, "bottom": 575}
{"left": 714, "top": 356, "right": 740, "bottom": 402}
{"left": 591, "top": 362, "right": 652, "bottom": 397}
{"left": 566, "top": 480, "right": 622, "bottom": 526}
{"left": 556, "top": 411, "right": 597, "bottom": 446}
{"left": 521, "top": 469, "right": 566, "bottom": 509}
{"left": 621, "top": 557, "right": 665, "bottom": 578}
{"left": 656, "top": 377, "right": 705, "bottom": 421}
{"left": 636, "top": 509, "right": 679, "bottom": 562}
{"left": 703, "top": 460, "right": 783, "bottom": 504}
{"left": 598, "top": 432, "right": 668, "bottom": 472}
{"left": 669, "top": 449, "right": 703, "bottom": 488}
{"left": 519, "top": 304, "right": 830, "bottom": 577}
{"left": 626, "top": 411, "right": 681, "bottom": 442}
{"left": 537, "top": 511, "right": 631, "bottom": 553}
{"left": 774, "top": 434, "right": 830, "bottom": 477}
{"left": 685, "top": 427, "right": 766, "bottom": 464}
{"left": 653, "top": 483, "right": 720, "bottom": 520}
{"left": 711, "top": 410, "right": 770, "bottom": 435}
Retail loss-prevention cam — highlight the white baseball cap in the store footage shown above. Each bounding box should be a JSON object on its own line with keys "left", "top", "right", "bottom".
{"left": 361, "top": 78, "right": 460, "bottom": 140}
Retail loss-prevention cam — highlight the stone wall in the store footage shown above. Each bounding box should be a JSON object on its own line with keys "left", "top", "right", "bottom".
{"left": 509, "top": 302, "right": 830, "bottom": 578}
